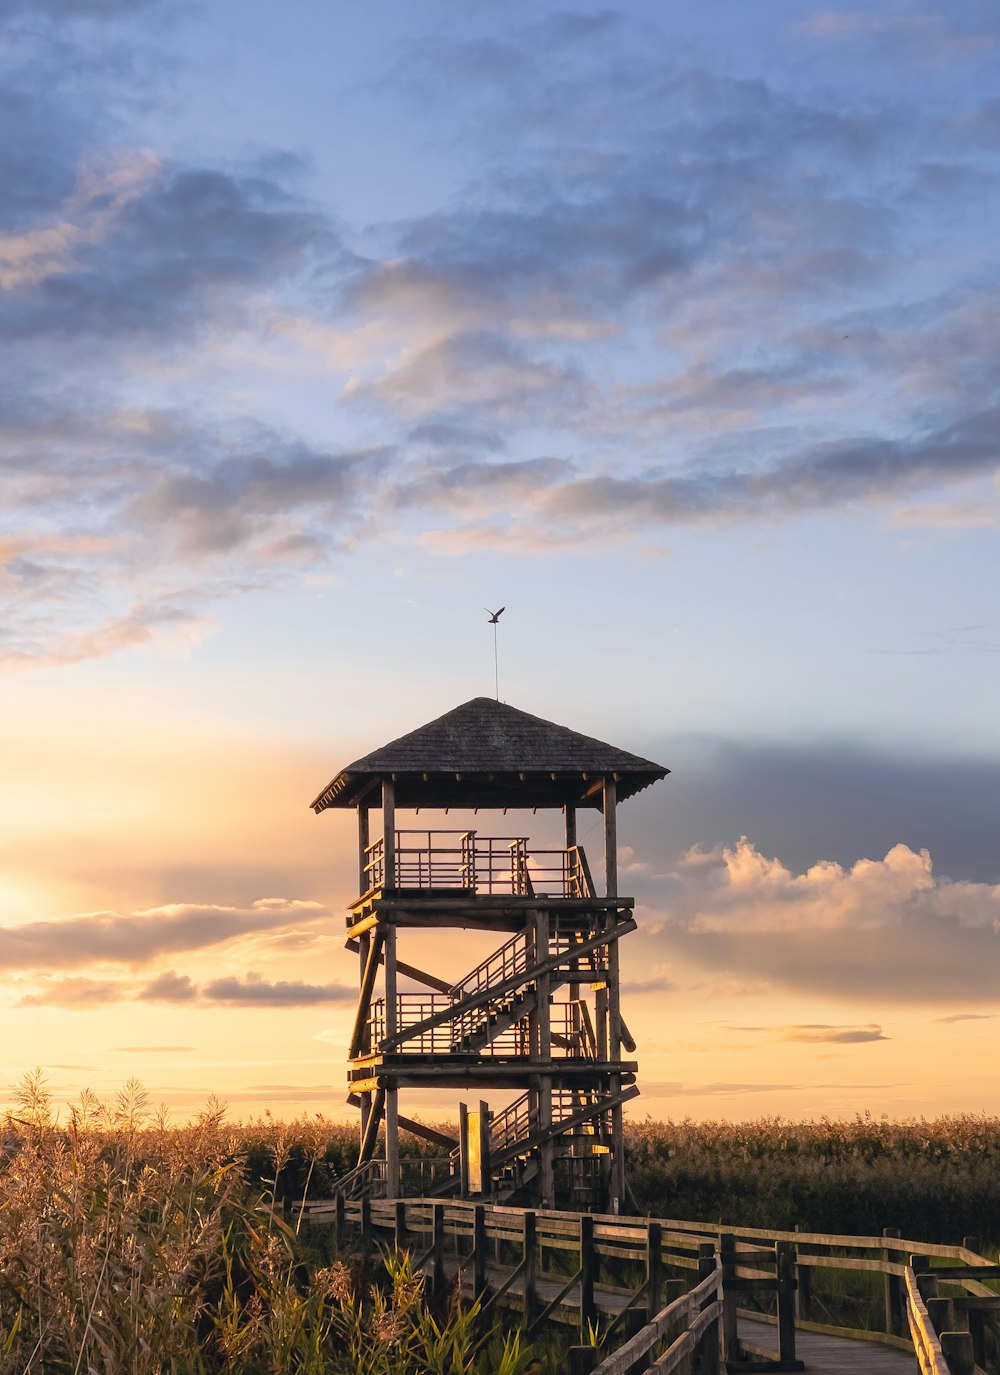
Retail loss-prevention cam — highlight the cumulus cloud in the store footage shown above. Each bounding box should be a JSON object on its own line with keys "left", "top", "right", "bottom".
{"left": 635, "top": 838, "right": 1000, "bottom": 1003}
{"left": 201, "top": 974, "right": 356, "bottom": 1006}
{"left": 732, "top": 1023, "right": 888, "bottom": 1044}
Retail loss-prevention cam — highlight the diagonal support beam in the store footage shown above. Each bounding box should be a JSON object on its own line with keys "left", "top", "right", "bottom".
{"left": 349, "top": 929, "right": 385, "bottom": 1060}
{"left": 381, "top": 917, "right": 636, "bottom": 1051}
{"left": 357, "top": 1085, "right": 385, "bottom": 1167}
{"left": 345, "top": 936, "right": 452, "bottom": 995}
{"left": 347, "top": 1094, "right": 458, "bottom": 1150}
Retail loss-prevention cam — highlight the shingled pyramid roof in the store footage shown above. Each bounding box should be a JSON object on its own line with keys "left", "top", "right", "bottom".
{"left": 311, "top": 697, "right": 668, "bottom": 811}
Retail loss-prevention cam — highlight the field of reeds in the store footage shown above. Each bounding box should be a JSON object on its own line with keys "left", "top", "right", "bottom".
{"left": 0, "top": 1073, "right": 549, "bottom": 1375}
{"left": 4, "top": 1070, "right": 1000, "bottom": 1372}
{"left": 625, "top": 1114, "right": 1000, "bottom": 1245}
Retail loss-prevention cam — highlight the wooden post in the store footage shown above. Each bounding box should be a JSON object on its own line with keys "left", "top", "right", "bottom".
{"left": 473, "top": 1204, "right": 487, "bottom": 1301}
{"left": 720, "top": 1232, "right": 738, "bottom": 1361}
{"left": 565, "top": 804, "right": 577, "bottom": 851}
{"left": 964, "top": 1235, "right": 981, "bottom": 1257}
{"left": 882, "top": 1227, "right": 902, "bottom": 1336}
{"left": 334, "top": 1193, "right": 345, "bottom": 1247}
{"left": 776, "top": 1240, "right": 797, "bottom": 1367}
{"left": 579, "top": 1214, "right": 596, "bottom": 1342}
{"left": 698, "top": 1244, "right": 722, "bottom": 1375}
{"left": 384, "top": 920, "right": 399, "bottom": 1198}
{"left": 431, "top": 1202, "right": 445, "bottom": 1297}
{"left": 927, "top": 1297, "right": 955, "bottom": 1335}
{"left": 603, "top": 776, "right": 617, "bottom": 898}
{"left": 912, "top": 1253, "right": 937, "bottom": 1302}
{"left": 458, "top": 1102, "right": 470, "bottom": 1199}
{"left": 969, "top": 1307, "right": 987, "bottom": 1371}
{"left": 382, "top": 777, "right": 396, "bottom": 888}
{"left": 522, "top": 1210, "right": 537, "bottom": 1332}
{"left": 394, "top": 1199, "right": 406, "bottom": 1253}
{"left": 360, "top": 1196, "right": 372, "bottom": 1268}
{"left": 794, "top": 1224, "right": 811, "bottom": 1322}
{"left": 535, "top": 910, "right": 555, "bottom": 1209}
{"left": 567, "top": 1349, "right": 599, "bottom": 1375}
{"left": 940, "top": 1332, "right": 975, "bottom": 1375}
{"left": 646, "top": 1221, "right": 663, "bottom": 1318}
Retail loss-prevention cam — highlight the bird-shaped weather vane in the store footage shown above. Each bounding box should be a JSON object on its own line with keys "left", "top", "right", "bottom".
{"left": 485, "top": 605, "right": 505, "bottom": 699}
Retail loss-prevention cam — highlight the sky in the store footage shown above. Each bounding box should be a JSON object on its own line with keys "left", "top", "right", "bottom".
{"left": 2, "top": 0, "right": 1000, "bottom": 1126}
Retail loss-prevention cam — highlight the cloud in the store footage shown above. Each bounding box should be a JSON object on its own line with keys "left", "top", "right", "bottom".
{"left": 200, "top": 974, "right": 356, "bottom": 1006}
{"left": 933, "top": 1013, "right": 995, "bottom": 1025}
{"left": 112, "top": 1045, "right": 195, "bottom": 1052}
{"left": 17, "top": 966, "right": 353, "bottom": 1010}
{"left": 635, "top": 838, "right": 1000, "bottom": 1004}
{"left": 732, "top": 1023, "right": 887, "bottom": 1044}
{"left": 0, "top": 898, "right": 328, "bottom": 972}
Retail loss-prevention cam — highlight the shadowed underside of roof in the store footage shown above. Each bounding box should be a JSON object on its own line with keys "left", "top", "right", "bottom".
{"left": 310, "top": 697, "right": 669, "bottom": 811}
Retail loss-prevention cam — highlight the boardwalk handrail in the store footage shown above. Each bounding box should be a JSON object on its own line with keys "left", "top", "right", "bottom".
{"left": 301, "top": 1196, "right": 998, "bottom": 1374}
{"left": 906, "top": 1267, "right": 950, "bottom": 1375}
{"left": 590, "top": 1265, "right": 722, "bottom": 1375}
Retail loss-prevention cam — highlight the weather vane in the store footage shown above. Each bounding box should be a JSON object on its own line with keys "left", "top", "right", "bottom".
{"left": 485, "top": 605, "right": 505, "bottom": 699}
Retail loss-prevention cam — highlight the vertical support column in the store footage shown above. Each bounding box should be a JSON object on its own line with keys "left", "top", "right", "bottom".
{"left": 603, "top": 776, "right": 617, "bottom": 899}
{"left": 536, "top": 909, "right": 554, "bottom": 1208}
{"left": 384, "top": 919, "right": 399, "bottom": 1198}
{"left": 358, "top": 930, "right": 372, "bottom": 1152}
{"left": 473, "top": 1203, "right": 487, "bottom": 1301}
{"left": 603, "top": 775, "right": 625, "bottom": 1208}
{"left": 382, "top": 778, "right": 396, "bottom": 889}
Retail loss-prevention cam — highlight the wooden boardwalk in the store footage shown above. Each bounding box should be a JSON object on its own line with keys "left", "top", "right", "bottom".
{"left": 740, "top": 1317, "right": 916, "bottom": 1372}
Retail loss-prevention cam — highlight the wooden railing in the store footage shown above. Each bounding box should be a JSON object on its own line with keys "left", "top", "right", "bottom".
{"left": 361, "top": 831, "right": 597, "bottom": 899}
{"left": 296, "top": 1198, "right": 1000, "bottom": 1374}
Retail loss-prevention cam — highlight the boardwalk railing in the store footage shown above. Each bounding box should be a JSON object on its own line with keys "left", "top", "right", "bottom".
{"left": 299, "top": 1196, "right": 1000, "bottom": 1374}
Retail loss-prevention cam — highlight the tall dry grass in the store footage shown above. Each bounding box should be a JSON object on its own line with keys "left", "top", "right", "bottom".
{"left": 0, "top": 1073, "right": 542, "bottom": 1374}
{"left": 626, "top": 1114, "right": 1000, "bottom": 1243}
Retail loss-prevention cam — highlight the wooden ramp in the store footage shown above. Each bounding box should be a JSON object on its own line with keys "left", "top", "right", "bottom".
{"left": 739, "top": 1317, "right": 915, "bottom": 1373}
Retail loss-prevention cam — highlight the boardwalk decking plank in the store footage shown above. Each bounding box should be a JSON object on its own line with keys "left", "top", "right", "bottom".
{"left": 739, "top": 1317, "right": 915, "bottom": 1373}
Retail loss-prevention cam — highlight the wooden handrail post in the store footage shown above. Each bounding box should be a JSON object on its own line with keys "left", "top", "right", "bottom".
{"left": 940, "top": 1331, "right": 975, "bottom": 1375}
{"left": 522, "top": 1210, "right": 538, "bottom": 1332}
{"left": 720, "top": 1232, "right": 738, "bottom": 1361}
{"left": 431, "top": 1202, "right": 445, "bottom": 1297}
{"left": 473, "top": 1204, "right": 487, "bottom": 1301}
{"left": 334, "top": 1193, "right": 345, "bottom": 1247}
{"left": 698, "top": 1243, "right": 722, "bottom": 1375}
{"left": 646, "top": 1221, "right": 663, "bottom": 1319}
{"left": 579, "top": 1214, "right": 597, "bottom": 1343}
{"left": 963, "top": 1235, "right": 981, "bottom": 1256}
{"left": 776, "top": 1240, "right": 797, "bottom": 1367}
{"left": 968, "top": 1308, "right": 987, "bottom": 1371}
{"left": 568, "top": 1348, "right": 599, "bottom": 1375}
{"left": 360, "top": 1196, "right": 372, "bottom": 1269}
{"left": 394, "top": 1199, "right": 406, "bottom": 1253}
{"left": 912, "top": 1253, "right": 938, "bottom": 1302}
{"left": 927, "top": 1297, "right": 955, "bottom": 1336}
{"left": 882, "top": 1226, "right": 902, "bottom": 1336}
{"left": 794, "top": 1224, "right": 811, "bottom": 1322}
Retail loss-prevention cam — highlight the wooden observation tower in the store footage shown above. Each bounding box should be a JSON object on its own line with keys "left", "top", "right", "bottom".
{"left": 310, "top": 698, "right": 668, "bottom": 1210}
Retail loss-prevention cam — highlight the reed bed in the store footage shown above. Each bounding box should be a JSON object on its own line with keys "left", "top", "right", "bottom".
{"left": 0, "top": 1073, "right": 545, "bottom": 1374}
{"left": 626, "top": 1114, "right": 1000, "bottom": 1244}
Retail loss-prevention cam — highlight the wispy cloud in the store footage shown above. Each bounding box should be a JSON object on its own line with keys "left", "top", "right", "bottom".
{"left": 0, "top": 899, "right": 328, "bottom": 972}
